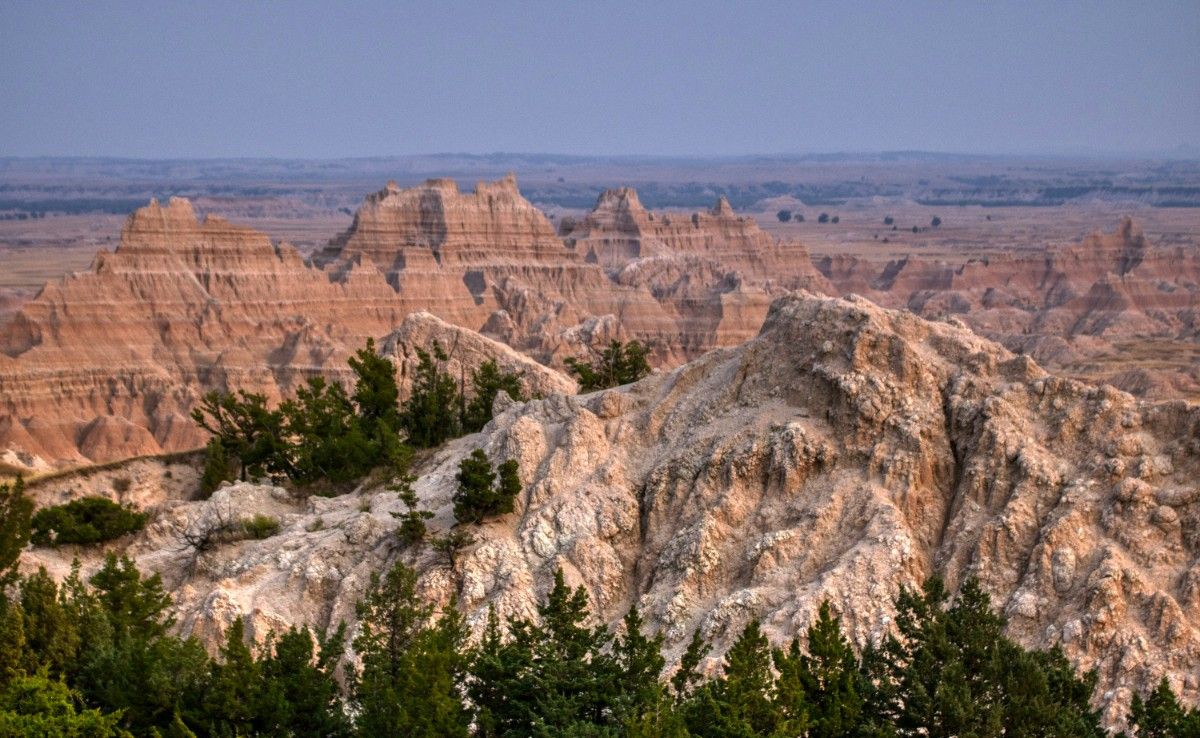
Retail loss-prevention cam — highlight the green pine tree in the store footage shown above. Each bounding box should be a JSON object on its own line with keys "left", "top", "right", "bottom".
{"left": 199, "top": 437, "right": 235, "bottom": 496}
{"left": 686, "top": 619, "right": 787, "bottom": 738}
{"left": 463, "top": 360, "right": 526, "bottom": 432}
{"left": 202, "top": 617, "right": 260, "bottom": 737}
{"left": 18, "top": 569, "right": 81, "bottom": 679}
{"left": 0, "top": 477, "right": 32, "bottom": 589}
{"left": 1129, "top": 677, "right": 1200, "bottom": 738}
{"left": 400, "top": 342, "right": 462, "bottom": 448}
{"left": 469, "top": 569, "right": 621, "bottom": 735}
{"left": 613, "top": 605, "right": 667, "bottom": 726}
{"left": 671, "top": 629, "right": 709, "bottom": 700}
{"left": 453, "top": 450, "right": 521, "bottom": 525}
{"left": 191, "top": 389, "right": 290, "bottom": 481}
{"left": 796, "top": 601, "right": 863, "bottom": 737}
{"left": 352, "top": 561, "right": 472, "bottom": 737}
{"left": 349, "top": 337, "right": 402, "bottom": 444}
{"left": 0, "top": 671, "right": 129, "bottom": 737}
{"left": 257, "top": 625, "right": 350, "bottom": 737}
{"left": 565, "top": 340, "right": 652, "bottom": 390}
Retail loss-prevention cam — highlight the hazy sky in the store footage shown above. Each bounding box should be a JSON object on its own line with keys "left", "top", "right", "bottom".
{"left": 2, "top": 1, "right": 1198, "bottom": 158}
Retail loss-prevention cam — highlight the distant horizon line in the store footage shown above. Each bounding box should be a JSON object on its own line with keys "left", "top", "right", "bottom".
{"left": 2, "top": 148, "right": 1199, "bottom": 164}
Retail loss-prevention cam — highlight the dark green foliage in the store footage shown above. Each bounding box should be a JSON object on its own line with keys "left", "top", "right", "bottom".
{"left": 773, "top": 601, "right": 862, "bottom": 737}
{"left": 931, "top": 216, "right": 942, "bottom": 227}
{"left": 430, "top": 529, "right": 476, "bottom": 569}
{"left": 468, "top": 569, "right": 623, "bottom": 736}
{"left": 0, "top": 604, "right": 25, "bottom": 687}
{"left": 0, "top": 550, "right": 1150, "bottom": 738}
{"left": 0, "top": 477, "right": 32, "bottom": 587}
{"left": 1129, "top": 677, "right": 1200, "bottom": 737}
{"left": 463, "top": 360, "right": 526, "bottom": 433}
{"left": 400, "top": 342, "right": 462, "bottom": 448}
{"left": 613, "top": 606, "right": 669, "bottom": 726}
{"left": 883, "top": 216, "right": 894, "bottom": 225}
{"left": 565, "top": 340, "right": 652, "bottom": 391}
{"left": 831, "top": 215, "right": 840, "bottom": 224}
{"left": 685, "top": 620, "right": 790, "bottom": 738}
{"left": 349, "top": 337, "right": 403, "bottom": 448}
{"left": 77, "top": 555, "right": 212, "bottom": 734}
{"left": 776, "top": 209, "right": 792, "bottom": 223}
{"left": 352, "top": 561, "right": 472, "bottom": 737}
{"left": 389, "top": 457, "right": 432, "bottom": 547}
{"left": 198, "top": 437, "right": 234, "bottom": 497}
{"left": 818, "top": 212, "right": 830, "bottom": 223}
{"left": 201, "top": 617, "right": 258, "bottom": 737}
{"left": 256, "top": 625, "right": 351, "bottom": 738}
{"left": 281, "top": 376, "right": 375, "bottom": 485}
{"left": 193, "top": 338, "right": 409, "bottom": 489}
{"left": 453, "top": 450, "right": 520, "bottom": 525}
{"left": 191, "top": 389, "right": 289, "bottom": 481}
{"left": 18, "top": 569, "right": 81, "bottom": 678}
{"left": 30, "top": 497, "right": 148, "bottom": 547}
{"left": 671, "top": 629, "right": 709, "bottom": 700}
{"left": 0, "top": 672, "right": 128, "bottom": 736}
{"left": 863, "top": 577, "right": 1105, "bottom": 737}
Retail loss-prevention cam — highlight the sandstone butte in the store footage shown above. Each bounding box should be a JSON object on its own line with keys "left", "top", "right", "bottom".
{"left": 0, "top": 173, "right": 1197, "bottom": 472}
{"left": 20, "top": 292, "right": 1200, "bottom": 728}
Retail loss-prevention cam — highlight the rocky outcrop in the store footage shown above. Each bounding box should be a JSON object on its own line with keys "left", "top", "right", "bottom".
{"left": 0, "top": 180, "right": 828, "bottom": 467}
{"left": 816, "top": 217, "right": 1200, "bottom": 398}
{"left": 1, "top": 177, "right": 1194, "bottom": 473}
{"left": 22, "top": 292, "right": 1200, "bottom": 725}
{"left": 0, "top": 197, "right": 408, "bottom": 467}
{"left": 381, "top": 311, "right": 577, "bottom": 398}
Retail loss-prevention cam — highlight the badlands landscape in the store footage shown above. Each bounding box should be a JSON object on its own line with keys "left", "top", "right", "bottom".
{"left": 5, "top": 1, "right": 1199, "bottom": 732}
{"left": 0, "top": 154, "right": 1198, "bottom": 733}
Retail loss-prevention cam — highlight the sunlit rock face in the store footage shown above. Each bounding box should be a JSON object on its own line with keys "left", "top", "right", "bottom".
{"left": 816, "top": 217, "right": 1200, "bottom": 398}
{"left": 24, "top": 292, "right": 1200, "bottom": 728}
{"left": 0, "top": 178, "right": 829, "bottom": 467}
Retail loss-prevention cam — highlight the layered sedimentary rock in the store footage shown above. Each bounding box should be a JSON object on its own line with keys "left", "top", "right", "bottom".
{"left": 0, "top": 197, "right": 408, "bottom": 467}
{"left": 23, "top": 292, "right": 1200, "bottom": 725}
{"left": 0, "top": 179, "right": 827, "bottom": 467}
{"left": 816, "top": 217, "right": 1200, "bottom": 397}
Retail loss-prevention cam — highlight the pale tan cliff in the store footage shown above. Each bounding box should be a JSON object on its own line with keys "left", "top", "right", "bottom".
{"left": 21, "top": 292, "right": 1200, "bottom": 726}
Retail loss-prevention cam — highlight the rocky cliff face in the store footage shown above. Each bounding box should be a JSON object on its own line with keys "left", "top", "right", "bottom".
{"left": 22, "top": 292, "right": 1200, "bottom": 725}
{"left": 1, "top": 177, "right": 1196, "bottom": 473}
{"left": 816, "top": 217, "right": 1200, "bottom": 398}
{"left": 0, "top": 197, "right": 409, "bottom": 467}
{"left": 0, "top": 179, "right": 827, "bottom": 468}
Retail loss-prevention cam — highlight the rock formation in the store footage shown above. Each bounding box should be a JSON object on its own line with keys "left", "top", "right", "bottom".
{"left": 1, "top": 176, "right": 1196, "bottom": 473}
{"left": 21, "top": 292, "right": 1200, "bottom": 725}
{"left": 816, "top": 217, "right": 1200, "bottom": 398}
{"left": 0, "top": 179, "right": 827, "bottom": 468}
{"left": 380, "top": 311, "right": 578, "bottom": 399}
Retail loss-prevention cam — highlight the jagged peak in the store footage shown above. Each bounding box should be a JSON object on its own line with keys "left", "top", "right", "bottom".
{"left": 121, "top": 196, "right": 200, "bottom": 239}
{"left": 475, "top": 172, "right": 521, "bottom": 198}
{"left": 593, "top": 187, "right": 645, "bottom": 214}
{"left": 710, "top": 196, "right": 736, "bottom": 218}
{"left": 424, "top": 177, "right": 461, "bottom": 193}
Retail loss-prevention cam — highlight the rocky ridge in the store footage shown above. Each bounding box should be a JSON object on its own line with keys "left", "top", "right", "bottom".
{"left": 817, "top": 217, "right": 1200, "bottom": 397}
{"left": 21, "top": 292, "right": 1200, "bottom": 725}
{"left": 1, "top": 179, "right": 820, "bottom": 468}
